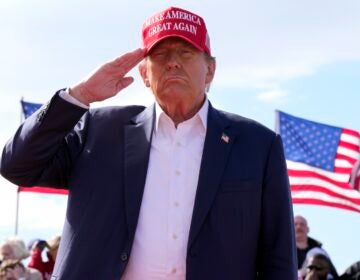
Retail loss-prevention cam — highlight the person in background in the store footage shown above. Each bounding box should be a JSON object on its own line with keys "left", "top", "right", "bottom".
{"left": 28, "top": 236, "right": 60, "bottom": 280}
{"left": 0, "top": 238, "right": 42, "bottom": 280}
{"left": 339, "top": 260, "right": 360, "bottom": 280}
{"left": 0, "top": 259, "right": 27, "bottom": 280}
{"left": 1, "top": 6, "right": 297, "bottom": 279}
{"left": 303, "top": 253, "right": 336, "bottom": 280}
{"left": 0, "top": 238, "right": 29, "bottom": 263}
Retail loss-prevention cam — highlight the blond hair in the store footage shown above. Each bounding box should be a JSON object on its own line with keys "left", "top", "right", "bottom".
{"left": 0, "top": 237, "right": 30, "bottom": 260}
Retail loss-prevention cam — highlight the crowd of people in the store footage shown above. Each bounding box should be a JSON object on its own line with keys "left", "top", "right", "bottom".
{"left": 295, "top": 215, "right": 359, "bottom": 280}
{"left": 0, "top": 236, "right": 60, "bottom": 280}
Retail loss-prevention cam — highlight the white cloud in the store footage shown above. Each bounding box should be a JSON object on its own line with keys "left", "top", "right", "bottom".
{"left": 256, "top": 89, "right": 288, "bottom": 103}
{"left": 214, "top": 63, "right": 316, "bottom": 90}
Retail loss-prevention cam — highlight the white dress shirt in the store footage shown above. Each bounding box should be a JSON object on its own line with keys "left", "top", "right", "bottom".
{"left": 121, "top": 101, "right": 208, "bottom": 280}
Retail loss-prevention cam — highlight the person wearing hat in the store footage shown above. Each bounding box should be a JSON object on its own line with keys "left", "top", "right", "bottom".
{"left": 0, "top": 6, "right": 297, "bottom": 280}
{"left": 28, "top": 236, "right": 61, "bottom": 280}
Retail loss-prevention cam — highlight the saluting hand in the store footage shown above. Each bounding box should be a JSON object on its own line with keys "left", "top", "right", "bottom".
{"left": 69, "top": 48, "right": 145, "bottom": 105}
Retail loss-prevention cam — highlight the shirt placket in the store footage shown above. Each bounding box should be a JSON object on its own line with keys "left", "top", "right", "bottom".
{"left": 166, "top": 126, "right": 187, "bottom": 278}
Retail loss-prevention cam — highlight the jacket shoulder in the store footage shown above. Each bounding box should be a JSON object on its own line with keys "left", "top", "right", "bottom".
{"left": 217, "top": 109, "right": 276, "bottom": 139}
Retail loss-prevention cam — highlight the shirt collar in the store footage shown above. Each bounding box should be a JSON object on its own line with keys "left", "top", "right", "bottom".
{"left": 154, "top": 97, "right": 209, "bottom": 132}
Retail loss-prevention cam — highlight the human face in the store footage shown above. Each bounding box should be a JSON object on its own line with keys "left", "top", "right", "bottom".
{"left": 294, "top": 215, "right": 309, "bottom": 242}
{"left": 139, "top": 38, "right": 215, "bottom": 122}
{"left": 305, "top": 257, "right": 330, "bottom": 280}
{"left": 0, "top": 245, "right": 15, "bottom": 261}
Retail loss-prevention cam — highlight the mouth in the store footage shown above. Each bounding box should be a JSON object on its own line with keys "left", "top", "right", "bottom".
{"left": 165, "top": 76, "right": 185, "bottom": 82}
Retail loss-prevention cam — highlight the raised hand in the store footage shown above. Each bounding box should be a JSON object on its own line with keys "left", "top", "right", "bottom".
{"left": 70, "top": 48, "right": 145, "bottom": 105}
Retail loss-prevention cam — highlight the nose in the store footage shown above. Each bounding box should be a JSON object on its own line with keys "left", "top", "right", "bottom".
{"left": 166, "top": 52, "right": 181, "bottom": 70}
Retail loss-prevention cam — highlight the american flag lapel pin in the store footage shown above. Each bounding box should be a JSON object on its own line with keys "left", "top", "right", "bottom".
{"left": 221, "top": 132, "right": 230, "bottom": 144}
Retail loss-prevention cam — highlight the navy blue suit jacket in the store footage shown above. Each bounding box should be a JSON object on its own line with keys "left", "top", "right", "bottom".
{"left": 1, "top": 92, "right": 297, "bottom": 279}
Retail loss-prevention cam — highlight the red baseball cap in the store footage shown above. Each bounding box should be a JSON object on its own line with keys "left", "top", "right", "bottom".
{"left": 142, "top": 7, "right": 211, "bottom": 55}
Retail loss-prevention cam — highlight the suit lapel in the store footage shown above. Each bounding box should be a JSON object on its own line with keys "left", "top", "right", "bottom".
{"left": 124, "top": 105, "right": 155, "bottom": 238}
{"left": 188, "top": 105, "right": 236, "bottom": 250}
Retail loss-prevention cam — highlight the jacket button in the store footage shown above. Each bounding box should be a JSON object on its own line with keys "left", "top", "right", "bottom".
{"left": 121, "top": 252, "right": 128, "bottom": 261}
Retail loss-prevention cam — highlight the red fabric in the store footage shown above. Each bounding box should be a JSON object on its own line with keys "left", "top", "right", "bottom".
{"left": 18, "top": 186, "right": 68, "bottom": 195}
{"left": 28, "top": 249, "right": 55, "bottom": 279}
{"left": 142, "top": 6, "right": 211, "bottom": 55}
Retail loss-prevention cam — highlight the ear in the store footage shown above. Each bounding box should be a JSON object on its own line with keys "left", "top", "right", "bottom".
{"left": 138, "top": 61, "right": 150, "bottom": 87}
{"left": 205, "top": 58, "right": 216, "bottom": 84}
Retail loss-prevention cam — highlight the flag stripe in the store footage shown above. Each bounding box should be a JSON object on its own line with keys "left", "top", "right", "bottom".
{"left": 336, "top": 154, "right": 358, "bottom": 165}
{"left": 292, "top": 198, "right": 360, "bottom": 213}
{"left": 342, "top": 128, "right": 360, "bottom": 138}
{"left": 291, "top": 191, "right": 360, "bottom": 212}
{"left": 333, "top": 166, "right": 354, "bottom": 174}
{"left": 339, "top": 140, "right": 360, "bottom": 152}
{"left": 290, "top": 183, "right": 360, "bottom": 200}
{"left": 334, "top": 159, "right": 354, "bottom": 168}
{"left": 287, "top": 161, "right": 349, "bottom": 182}
{"left": 18, "top": 186, "right": 68, "bottom": 195}
{"left": 340, "top": 134, "right": 360, "bottom": 145}
{"left": 337, "top": 146, "right": 360, "bottom": 160}
{"left": 289, "top": 170, "right": 350, "bottom": 187}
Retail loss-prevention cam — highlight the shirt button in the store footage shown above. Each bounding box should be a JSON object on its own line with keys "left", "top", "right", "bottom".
{"left": 172, "top": 234, "right": 178, "bottom": 240}
{"left": 174, "top": 202, "right": 179, "bottom": 207}
{"left": 175, "top": 170, "right": 181, "bottom": 176}
{"left": 120, "top": 252, "right": 128, "bottom": 261}
{"left": 176, "top": 142, "right": 181, "bottom": 147}
{"left": 171, "top": 268, "right": 177, "bottom": 274}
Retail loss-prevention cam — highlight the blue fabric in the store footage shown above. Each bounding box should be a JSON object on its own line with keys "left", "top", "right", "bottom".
{"left": 277, "top": 111, "right": 342, "bottom": 172}
{"left": 21, "top": 100, "right": 42, "bottom": 119}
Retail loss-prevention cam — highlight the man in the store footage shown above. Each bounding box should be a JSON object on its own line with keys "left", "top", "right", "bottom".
{"left": 304, "top": 254, "right": 333, "bottom": 280}
{"left": 294, "top": 215, "right": 323, "bottom": 269}
{"left": 1, "top": 6, "right": 297, "bottom": 280}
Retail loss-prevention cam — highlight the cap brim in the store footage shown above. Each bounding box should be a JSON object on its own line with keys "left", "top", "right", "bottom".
{"left": 145, "top": 34, "right": 205, "bottom": 55}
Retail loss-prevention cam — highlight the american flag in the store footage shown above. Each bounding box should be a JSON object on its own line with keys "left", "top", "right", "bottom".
{"left": 276, "top": 111, "right": 360, "bottom": 213}
{"left": 19, "top": 99, "right": 68, "bottom": 195}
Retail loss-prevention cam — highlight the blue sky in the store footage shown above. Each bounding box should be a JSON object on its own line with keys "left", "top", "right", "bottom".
{"left": 0, "top": 0, "right": 359, "bottom": 274}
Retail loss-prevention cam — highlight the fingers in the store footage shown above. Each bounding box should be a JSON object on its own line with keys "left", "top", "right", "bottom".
{"left": 111, "top": 48, "right": 146, "bottom": 76}
{"left": 115, "top": 76, "right": 134, "bottom": 92}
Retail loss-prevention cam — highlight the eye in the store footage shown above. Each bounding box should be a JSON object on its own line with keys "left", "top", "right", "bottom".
{"left": 180, "top": 48, "right": 194, "bottom": 57}
{"left": 150, "top": 49, "right": 167, "bottom": 59}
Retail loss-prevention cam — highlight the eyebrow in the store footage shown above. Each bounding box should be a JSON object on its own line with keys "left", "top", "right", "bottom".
{"left": 307, "top": 265, "right": 327, "bottom": 270}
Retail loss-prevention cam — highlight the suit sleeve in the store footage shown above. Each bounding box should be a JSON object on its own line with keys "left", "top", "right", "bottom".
{"left": 0, "top": 91, "right": 88, "bottom": 189}
{"left": 258, "top": 134, "right": 298, "bottom": 280}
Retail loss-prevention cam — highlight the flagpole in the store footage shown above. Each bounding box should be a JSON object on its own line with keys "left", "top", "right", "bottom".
{"left": 15, "top": 190, "right": 20, "bottom": 235}
{"left": 14, "top": 97, "right": 24, "bottom": 235}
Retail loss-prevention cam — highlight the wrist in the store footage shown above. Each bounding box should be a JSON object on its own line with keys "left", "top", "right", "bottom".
{"left": 69, "top": 85, "right": 91, "bottom": 106}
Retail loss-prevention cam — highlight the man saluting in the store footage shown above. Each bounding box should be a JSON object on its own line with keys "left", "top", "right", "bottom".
{"left": 1, "top": 6, "right": 297, "bottom": 280}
